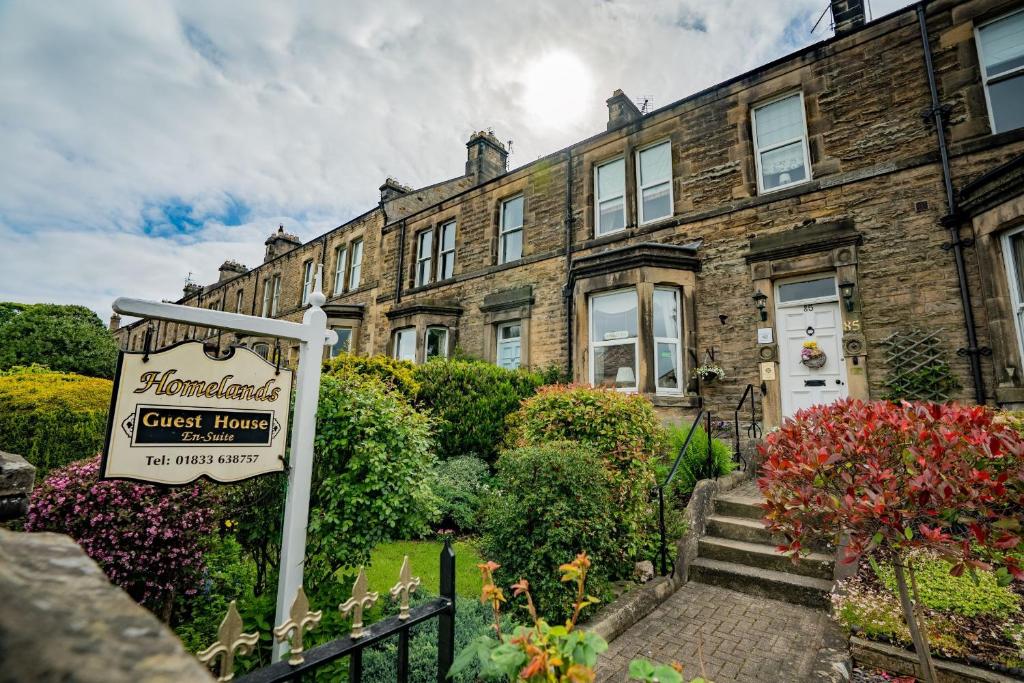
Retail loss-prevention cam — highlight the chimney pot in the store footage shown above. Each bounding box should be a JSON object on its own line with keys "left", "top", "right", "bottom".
{"left": 465, "top": 130, "right": 508, "bottom": 185}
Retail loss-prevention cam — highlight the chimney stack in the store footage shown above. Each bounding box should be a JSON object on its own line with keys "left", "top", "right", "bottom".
{"left": 379, "top": 177, "right": 412, "bottom": 203}
{"left": 218, "top": 260, "right": 248, "bottom": 283}
{"left": 465, "top": 131, "right": 508, "bottom": 185}
{"left": 264, "top": 225, "right": 302, "bottom": 262}
{"left": 606, "top": 89, "right": 643, "bottom": 130}
{"left": 831, "top": 0, "right": 865, "bottom": 36}
{"left": 108, "top": 313, "right": 121, "bottom": 332}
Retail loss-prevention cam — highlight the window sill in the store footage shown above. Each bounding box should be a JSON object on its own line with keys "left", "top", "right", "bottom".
{"left": 648, "top": 393, "right": 700, "bottom": 409}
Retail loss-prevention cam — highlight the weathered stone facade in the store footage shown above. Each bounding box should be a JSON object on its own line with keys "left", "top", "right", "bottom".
{"left": 115, "top": 0, "right": 1024, "bottom": 428}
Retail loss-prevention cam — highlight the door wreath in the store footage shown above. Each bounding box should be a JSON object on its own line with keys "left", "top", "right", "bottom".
{"left": 801, "top": 341, "right": 827, "bottom": 369}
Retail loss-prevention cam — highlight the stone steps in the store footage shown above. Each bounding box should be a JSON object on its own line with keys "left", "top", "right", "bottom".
{"left": 697, "top": 536, "right": 835, "bottom": 580}
{"left": 714, "top": 494, "right": 765, "bottom": 520}
{"left": 690, "top": 557, "right": 833, "bottom": 609}
{"left": 705, "top": 514, "right": 783, "bottom": 546}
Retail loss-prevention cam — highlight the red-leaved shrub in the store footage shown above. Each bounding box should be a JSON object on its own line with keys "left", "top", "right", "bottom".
{"left": 26, "top": 456, "right": 217, "bottom": 616}
{"left": 759, "top": 399, "right": 1024, "bottom": 579}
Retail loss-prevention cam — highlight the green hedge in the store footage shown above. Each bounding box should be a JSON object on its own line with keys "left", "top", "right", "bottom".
{"left": 413, "top": 358, "right": 545, "bottom": 463}
{"left": 0, "top": 366, "right": 111, "bottom": 476}
{"left": 661, "top": 424, "right": 735, "bottom": 498}
{"left": 480, "top": 442, "right": 617, "bottom": 622}
{"left": 323, "top": 352, "right": 419, "bottom": 396}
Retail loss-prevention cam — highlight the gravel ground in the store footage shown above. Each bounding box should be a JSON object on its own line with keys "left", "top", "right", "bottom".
{"left": 851, "top": 666, "right": 911, "bottom": 682}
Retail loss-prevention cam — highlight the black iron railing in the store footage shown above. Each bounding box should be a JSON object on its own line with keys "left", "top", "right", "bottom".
{"left": 655, "top": 409, "right": 709, "bottom": 577}
{"left": 732, "top": 383, "right": 761, "bottom": 470}
{"left": 236, "top": 543, "right": 455, "bottom": 683}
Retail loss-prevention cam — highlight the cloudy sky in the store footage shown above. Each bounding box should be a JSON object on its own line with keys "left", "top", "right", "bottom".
{"left": 0, "top": 0, "right": 915, "bottom": 320}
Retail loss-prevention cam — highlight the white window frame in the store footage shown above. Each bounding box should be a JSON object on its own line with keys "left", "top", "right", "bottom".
{"left": 349, "top": 239, "right": 363, "bottom": 290}
{"left": 235, "top": 289, "right": 244, "bottom": 314}
{"left": 589, "top": 288, "right": 639, "bottom": 392}
{"left": 595, "top": 156, "right": 627, "bottom": 236}
{"left": 439, "top": 220, "right": 456, "bottom": 280}
{"left": 333, "top": 244, "right": 348, "bottom": 295}
{"left": 751, "top": 91, "right": 813, "bottom": 195}
{"left": 393, "top": 327, "right": 416, "bottom": 362}
{"left": 270, "top": 274, "right": 281, "bottom": 316}
{"left": 975, "top": 8, "right": 1024, "bottom": 135}
{"left": 635, "top": 140, "right": 674, "bottom": 226}
{"left": 415, "top": 230, "right": 433, "bottom": 287}
{"left": 261, "top": 277, "right": 273, "bottom": 317}
{"left": 499, "top": 195, "right": 524, "bottom": 265}
{"left": 496, "top": 321, "right": 522, "bottom": 370}
{"left": 1002, "top": 224, "right": 1024, "bottom": 366}
{"left": 301, "top": 260, "right": 314, "bottom": 306}
{"left": 653, "top": 287, "right": 683, "bottom": 395}
{"left": 425, "top": 326, "right": 449, "bottom": 359}
{"left": 330, "top": 326, "right": 352, "bottom": 358}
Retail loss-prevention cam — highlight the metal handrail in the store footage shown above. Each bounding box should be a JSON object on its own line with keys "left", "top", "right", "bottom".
{"left": 655, "top": 409, "right": 707, "bottom": 577}
{"left": 732, "top": 384, "right": 760, "bottom": 470}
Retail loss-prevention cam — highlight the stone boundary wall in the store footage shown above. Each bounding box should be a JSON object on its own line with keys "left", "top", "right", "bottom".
{"left": 0, "top": 528, "right": 214, "bottom": 683}
{"left": 851, "top": 636, "right": 1020, "bottom": 683}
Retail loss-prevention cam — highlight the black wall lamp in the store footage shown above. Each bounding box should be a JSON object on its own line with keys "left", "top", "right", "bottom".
{"left": 752, "top": 291, "right": 768, "bottom": 321}
{"left": 839, "top": 281, "right": 856, "bottom": 312}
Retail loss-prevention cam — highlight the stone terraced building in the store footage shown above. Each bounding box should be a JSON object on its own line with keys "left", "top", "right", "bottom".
{"left": 114, "top": 0, "right": 1024, "bottom": 428}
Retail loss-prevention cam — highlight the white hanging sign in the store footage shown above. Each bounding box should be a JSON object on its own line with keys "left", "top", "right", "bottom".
{"left": 102, "top": 341, "right": 291, "bottom": 485}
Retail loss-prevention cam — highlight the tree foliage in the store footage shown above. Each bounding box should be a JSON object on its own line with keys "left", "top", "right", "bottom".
{"left": 0, "top": 302, "right": 119, "bottom": 378}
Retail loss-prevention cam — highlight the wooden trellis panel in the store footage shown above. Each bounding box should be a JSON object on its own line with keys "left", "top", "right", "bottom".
{"left": 880, "top": 329, "right": 955, "bottom": 402}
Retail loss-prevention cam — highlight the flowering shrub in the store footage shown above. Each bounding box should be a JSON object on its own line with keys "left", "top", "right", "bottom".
{"left": 26, "top": 456, "right": 216, "bottom": 618}
{"left": 0, "top": 366, "right": 111, "bottom": 477}
{"left": 760, "top": 399, "right": 1024, "bottom": 679}
{"left": 690, "top": 364, "right": 725, "bottom": 382}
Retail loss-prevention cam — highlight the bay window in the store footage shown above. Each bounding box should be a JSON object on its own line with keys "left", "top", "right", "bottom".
{"left": 1003, "top": 226, "right": 1024, "bottom": 367}
{"left": 636, "top": 141, "right": 672, "bottom": 224}
{"left": 426, "top": 326, "right": 449, "bottom": 359}
{"left": 499, "top": 196, "right": 524, "bottom": 264}
{"left": 751, "top": 92, "right": 811, "bottom": 193}
{"left": 596, "top": 157, "right": 626, "bottom": 235}
{"left": 654, "top": 288, "right": 681, "bottom": 393}
{"left": 977, "top": 9, "right": 1024, "bottom": 134}
{"left": 330, "top": 327, "right": 352, "bottom": 357}
{"left": 393, "top": 327, "right": 415, "bottom": 362}
{"left": 590, "top": 289, "right": 638, "bottom": 390}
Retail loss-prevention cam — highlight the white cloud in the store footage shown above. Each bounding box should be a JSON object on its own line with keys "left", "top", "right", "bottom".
{"left": 0, "top": 0, "right": 917, "bottom": 318}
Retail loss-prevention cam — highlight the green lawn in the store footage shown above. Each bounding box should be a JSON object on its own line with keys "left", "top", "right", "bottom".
{"left": 365, "top": 539, "right": 484, "bottom": 600}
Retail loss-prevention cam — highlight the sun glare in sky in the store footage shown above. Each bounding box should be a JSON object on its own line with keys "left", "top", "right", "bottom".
{"left": 521, "top": 50, "right": 595, "bottom": 130}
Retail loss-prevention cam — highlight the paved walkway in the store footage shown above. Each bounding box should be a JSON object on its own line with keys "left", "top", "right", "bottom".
{"left": 596, "top": 583, "right": 830, "bottom": 682}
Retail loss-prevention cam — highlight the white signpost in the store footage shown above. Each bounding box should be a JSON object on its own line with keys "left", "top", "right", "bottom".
{"left": 110, "top": 269, "right": 336, "bottom": 662}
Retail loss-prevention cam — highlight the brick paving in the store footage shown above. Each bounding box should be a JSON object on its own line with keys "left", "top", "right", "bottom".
{"left": 595, "top": 582, "right": 830, "bottom": 683}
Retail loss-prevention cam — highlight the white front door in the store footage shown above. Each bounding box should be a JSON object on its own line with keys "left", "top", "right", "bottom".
{"left": 776, "top": 275, "right": 848, "bottom": 419}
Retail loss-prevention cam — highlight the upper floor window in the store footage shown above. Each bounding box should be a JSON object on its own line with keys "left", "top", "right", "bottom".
{"left": 301, "top": 260, "right": 314, "bottom": 306}
{"left": 596, "top": 157, "right": 626, "bottom": 236}
{"left": 333, "top": 244, "right": 348, "bottom": 295}
{"left": 416, "top": 230, "right": 433, "bottom": 287}
{"left": 496, "top": 321, "right": 522, "bottom": 370}
{"left": 426, "top": 326, "right": 449, "bottom": 359}
{"left": 752, "top": 93, "right": 811, "bottom": 193}
{"left": 590, "top": 289, "right": 638, "bottom": 390}
{"left": 261, "top": 276, "right": 280, "bottom": 317}
{"left": 977, "top": 9, "right": 1024, "bottom": 134}
{"left": 393, "top": 327, "right": 415, "bottom": 362}
{"left": 235, "top": 289, "right": 244, "bottom": 313}
{"left": 349, "top": 239, "right": 363, "bottom": 290}
{"left": 269, "top": 275, "right": 282, "bottom": 316}
{"left": 439, "top": 220, "right": 456, "bottom": 280}
{"left": 499, "top": 196, "right": 524, "bottom": 264}
{"left": 637, "top": 141, "right": 672, "bottom": 224}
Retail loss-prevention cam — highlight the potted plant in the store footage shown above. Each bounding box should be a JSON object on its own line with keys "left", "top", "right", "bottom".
{"left": 691, "top": 364, "right": 725, "bottom": 384}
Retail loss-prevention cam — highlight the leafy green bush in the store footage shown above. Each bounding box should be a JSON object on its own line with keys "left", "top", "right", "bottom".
{"left": 323, "top": 351, "right": 419, "bottom": 397}
{"left": 433, "top": 455, "right": 491, "bottom": 533}
{"left": 413, "top": 358, "right": 545, "bottom": 463}
{"left": 874, "top": 556, "right": 1020, "bottom": 618}
{"left": 0, "top": 302, "right": 119, "bottom": 378}
{"left": 0, "top": 366, "right": 111, "bottom": 477}
{"left": 660, "top": 423, "right": 735, "bottom": 497}
{"left": 480, "top": 442, "right": 618, "bottom": 622}
{"left": 305, "top": 374, "right": 438, "bottom": 583}
{"left": 505, "top": 385, "right": 664, "bottom": 572}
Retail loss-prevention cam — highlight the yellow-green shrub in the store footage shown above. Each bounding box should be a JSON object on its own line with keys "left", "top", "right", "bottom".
{"left": 323, "top": 352, "right": 419, "bottom": 396}
{"left": 0, "top": 366, "right": 111, "bottom": 476}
